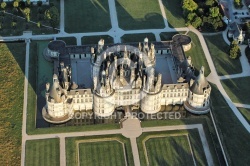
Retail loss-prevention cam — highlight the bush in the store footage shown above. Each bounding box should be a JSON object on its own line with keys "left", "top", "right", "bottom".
{"left": 229, "top": 41, "right": 241, "bottom": 59}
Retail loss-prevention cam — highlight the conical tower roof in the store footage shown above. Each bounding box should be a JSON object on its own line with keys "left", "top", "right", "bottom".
{"left": 49, "top": 74, "right": 63, "bottom": 103}
{"left": 190, "top": 66, "right": 209, "bottom": 95}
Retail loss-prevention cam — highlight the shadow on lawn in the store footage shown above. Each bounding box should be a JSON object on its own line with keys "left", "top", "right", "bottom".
{"left": 161, "top": 0, "right": 185, "bottom": 28}
{"left": 115, "top": 1, "right": 165, "bottom": 30}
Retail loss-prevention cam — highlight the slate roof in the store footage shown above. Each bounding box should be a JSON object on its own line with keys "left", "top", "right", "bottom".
{"left": 190, "top": 67, "right": 210, "bottom": 95}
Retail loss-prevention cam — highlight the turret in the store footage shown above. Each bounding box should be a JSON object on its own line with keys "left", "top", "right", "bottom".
{"left": 184, "top": 66, "right": 211, "bottom": 114}
{"left": 144, "top": 37, "right": 148, "bottom": 49}
{"left": 98, "top": 39, "right": 104, "bottom": 53}
{"left": 49, "top": 74, "right": 63, "bottom": 103}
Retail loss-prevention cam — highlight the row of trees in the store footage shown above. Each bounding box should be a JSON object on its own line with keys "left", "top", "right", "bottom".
{"left": 229, "top": 41, "right": 241, "bottom": 59}
{"left": 0, "top": 0, "right": 59, "bottom": 31}
{"left": 182, "top": 0, "right": 225, "bottom": 31}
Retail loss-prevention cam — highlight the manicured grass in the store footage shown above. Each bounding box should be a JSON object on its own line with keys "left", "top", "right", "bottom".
{"left": 121, "top": 33, "right": 155, "bottom": 43}
{"left": 79, "top": 141, "right": 126, "bottom": 166}
{"left": 221, "top": 77, "right": 250, "bottom": 104}
{"left": 238, "top": 107, "right": 250, "bottom": 124}
{"left": 56, "top": 37, "right": 77, "bottom": 45}
{"left": 115, "top": 0, "right": 165, "bottom": 30}
{"left": 82, "top": 35, "right": 114, "bottom": 45}
{"left": 160, "top": 31, "right": 186, "bottom": 41}
{"left": 137, "top": 129, "right": 207, "bottom": 165}
{"left": 210, "top": 84, "right": 250, "bottom": 165}
{"left": 140, "top": 118, "right": 222, "bottom": 165}
{"left": 25, "top": 138, "right": 60, "bottom": 166}
{"left": 162, "top": 0, "right": 186, "bottom": 28}
{"left": 0, "top": 43, "right": 25, "bottom": 166}
{"left": 66, "top": 135, "right": 134, "bottom": 166}
{"left": 26, "top": 42, "right": 37, "bottom": 134}
{"left": 145, "top": 135, "right": 195, "bottom": 165}
{"left": 65, "top": 0, "right": 111, "bottom": 33}
{"left": 186, "top": 32, "right": 211, "bottom": 76}
{"left": 204, "top": 35, "right": 242, "bottom": 76}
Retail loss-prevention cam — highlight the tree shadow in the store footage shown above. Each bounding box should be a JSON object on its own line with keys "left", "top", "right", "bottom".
{"left": 115, "top": 0, "right": 165, "bottom": 30}
{"left": 161, "top": 0, "right": 186, "bottom": 28}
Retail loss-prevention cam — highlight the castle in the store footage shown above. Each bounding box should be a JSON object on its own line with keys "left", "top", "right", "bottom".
{"left": 42, "top": 35, "right": 211, "bottom": 124}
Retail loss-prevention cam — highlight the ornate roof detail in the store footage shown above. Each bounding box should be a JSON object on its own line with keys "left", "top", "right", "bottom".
{"left": 190, "top": 66, "right": 210, "bottom": 95}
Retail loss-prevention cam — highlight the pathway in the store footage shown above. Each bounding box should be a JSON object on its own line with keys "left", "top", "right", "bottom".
{"left": 234, "top": 103, "right": 250, "bottom": 109}
{"left": 21, "top": 40, "right": 30, "bottom": 166}
{"left": 60, "top": 0, "right": 65, "bottom": 33}
{"left": 22, "top": 122, "right": 214, "bottom": 166}
{"left": 189, "top": 26, "right": 250, "bottom": 133}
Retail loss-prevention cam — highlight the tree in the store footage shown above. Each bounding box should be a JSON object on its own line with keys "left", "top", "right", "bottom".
{"left": 1, "top": 2, "right": 7, "bottom": 12}
{"left": 192, "top": 16, "right": 202, "bottom": 28}
{"left": 37, "top": 1, "right": 43, "bottom": 7}
{"left": 229, "top": 41, "right": 241, "bottom": 59}
{"left": 11, "top": 21, "right": 17, "bottom": 29}
{"left": 182, "top": 0, "right": 198, "bottom": 13}
{"left": 37, "top": 21, "right": 41, "bottom": 28}
{"left": 13, "top": 0, "right": 19, "bottom": 8}
{"left": 44, "top": 6, "right": 59, "bottom": 28}
{"left": 26, "top": 0, "right": 31, "bottom": 5}
{"left": 209, "top": 7, "right": 220, "bottom": 18}
{"left": 187, "top": 12, "right": 197, "bottom": 22}
{"left": 23, "top": 7, "right": 31, "bottom": 22}
{"left": 205, "top": 0, "right": 215, "bottom": 7}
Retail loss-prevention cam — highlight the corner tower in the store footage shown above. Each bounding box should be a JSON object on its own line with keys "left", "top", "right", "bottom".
{"left": 184, "top": 66, "right": 211, "bottom": 114}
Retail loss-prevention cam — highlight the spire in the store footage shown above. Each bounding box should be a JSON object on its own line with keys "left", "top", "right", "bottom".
{"left": 190, "top": 66, "right": 209, "bottom": 95}
{"left": 49, "top": 74, "right": 63, "bottom": 103}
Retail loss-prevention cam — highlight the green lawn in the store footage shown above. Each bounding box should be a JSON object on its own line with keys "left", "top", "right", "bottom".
{"left": 82, "top": 35, "right": 114, "bottom": 45}
{"left": 221, "top": 77, "right": 250, "bottom": 104}
{"left": 37, "top": 41, "right": 54, "bottom": 99}
{"left": 186, "top": 32, "right": 211, "bottom": 76}
{"left": 121, "top": 33, "right": 156, "bottom": 43}
{"left": 25, "top": 138, "right": 60, "bottom": 166}
{"left": 162, "top": 0, "right": 186, "bottom": 28}
{"left": 26, "top": 42, "right": 37, "bottom": 134}
{"left": 0, "top": 43, "right": 25, "bottom": 166}
{"left": 137, "top": 130, "right": 207, "bottom": 165}
{"left": 145, "top": 135, "right": 195, "bottom": 165}
{"left": 79, "top": 141, "right": 126, "bottom": 166}
{"left": 115, "top": 0, "right": 165, "bottom": 30}
{"left": 204, "top": 35, "right": 242, "bottom": 76}
{"left": 238, "top": 107, "right": 250, "bottom": 124}
{"left": 210, "top": 84, "right": 250, "bottom": 165}
{"left": 160, "top": 31, "right": 186, "bottom": 41}
{"left": 56, "top": 37, "right": 77, "bottom": 45}
{"left": 65, "top": 0, "right": 111, "bottom": 33}
{"left": 66, "top": 135, "right": 134, "bottom": 166}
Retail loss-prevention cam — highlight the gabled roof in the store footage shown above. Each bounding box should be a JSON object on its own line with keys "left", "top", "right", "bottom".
{"left": 229, "top": 22, "right": 241, "bottom": 38}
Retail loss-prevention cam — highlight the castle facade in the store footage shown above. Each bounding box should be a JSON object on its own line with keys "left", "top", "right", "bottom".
{"left": 42, "top": 35, "right": 211, "bottom": 124}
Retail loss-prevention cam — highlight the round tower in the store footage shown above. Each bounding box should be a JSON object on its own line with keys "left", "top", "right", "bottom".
{"left": 42, "top": 74, "right": 73, "bottom": 123}
{"left": 184, "top": 66, "right": 211, "bottom": 114}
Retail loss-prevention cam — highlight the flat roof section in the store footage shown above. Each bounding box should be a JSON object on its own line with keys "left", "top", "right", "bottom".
{"left": 71, "top": 58, "right": 92, "bottom": 88}
{"left": 154, "top": 54, "right": 177, "bottom": 84}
